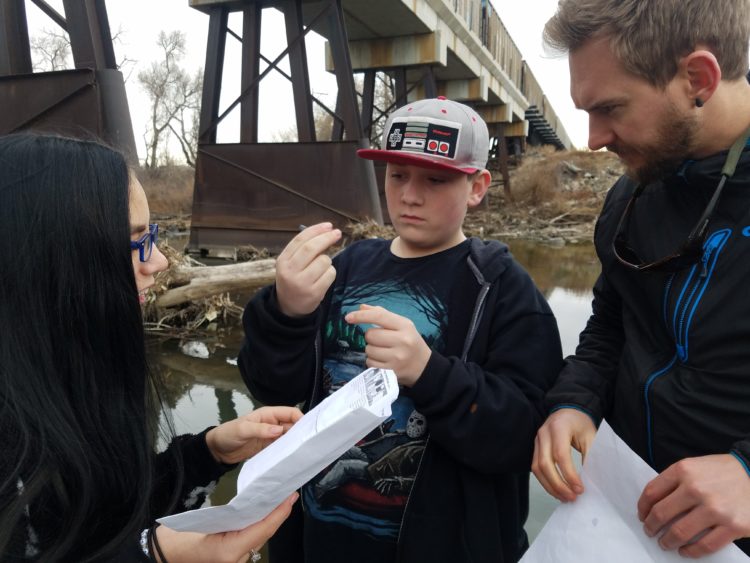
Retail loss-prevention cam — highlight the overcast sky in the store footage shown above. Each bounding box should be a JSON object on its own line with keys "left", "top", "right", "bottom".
{"left": 26, "top": 0, "right": 589, "bottom": 162}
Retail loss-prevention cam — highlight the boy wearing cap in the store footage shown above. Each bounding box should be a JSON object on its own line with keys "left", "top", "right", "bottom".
{"left": 239, "top": 97, "right": 562, "bottom": 563}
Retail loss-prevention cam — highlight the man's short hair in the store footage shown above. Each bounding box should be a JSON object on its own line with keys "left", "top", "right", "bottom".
{"left": 544, "top": 0, "right": 750, "bottom": 88}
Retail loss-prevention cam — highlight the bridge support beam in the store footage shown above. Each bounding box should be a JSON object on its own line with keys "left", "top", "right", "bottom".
{"left": 329, "top": 32, "right": 446, "bottom": 71}
{"left": 327, "top": 32, "right": 526, "bottom": 124}
{"left": 188, "top": 0, "right": 383, "bottom": 256}
{"left": 0, "top": 0, "right": 32, "bottom": 75}
{"left": 410, "top": 77, "right": 488, "bottom": 103}
{"left": 0, "top": 0, "right": 135, "bottom": 158}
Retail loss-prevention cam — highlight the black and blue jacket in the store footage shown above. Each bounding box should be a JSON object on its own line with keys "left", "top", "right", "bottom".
{"left": 240, "top": 237, "right": 562, "bottom": 563}
{"left": 546, "top": 146, "right": 750, "bottom": 554}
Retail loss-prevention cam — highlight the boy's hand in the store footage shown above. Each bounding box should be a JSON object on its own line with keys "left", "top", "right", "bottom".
{"left": 275, "top": 223, "right": 341, "bottom": 317}
{"left": 532, "top": 408, "right": 596, "bottom": 502}
{"left": 345, "top": 304, "right": 432, "bottom": 387}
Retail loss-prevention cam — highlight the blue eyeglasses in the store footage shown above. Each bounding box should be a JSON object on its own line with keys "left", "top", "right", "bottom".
{"left": 130, "top": 224, "right": 159, "bottom": 263}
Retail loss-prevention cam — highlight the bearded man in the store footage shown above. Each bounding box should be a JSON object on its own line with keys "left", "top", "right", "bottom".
{"left": 532, "top": 0, "right": 750, "bottom": 557}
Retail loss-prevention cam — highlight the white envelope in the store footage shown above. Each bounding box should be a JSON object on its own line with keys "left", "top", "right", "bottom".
{"left": 158, "top": 367, "right": 399, "bottom": 534}
{"left": 521, "top": 420, "right": 748, "bottom": 562}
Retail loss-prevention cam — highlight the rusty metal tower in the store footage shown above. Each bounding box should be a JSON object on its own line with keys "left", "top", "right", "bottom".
{"left": 0, "top": 0, "right": 136, "bottom": 158}
{"left": 188, "top": 0, "right": 384, "bottom": 256}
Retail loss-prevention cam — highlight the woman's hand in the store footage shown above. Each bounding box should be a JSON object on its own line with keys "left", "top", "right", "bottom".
{"left": 153, "top": 492, "right": 298, "bottom": 563}
{"left": 206, "top": 406, "right": 303, "bottom": 465}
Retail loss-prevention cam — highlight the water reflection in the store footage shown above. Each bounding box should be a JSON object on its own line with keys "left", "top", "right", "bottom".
{"left": 146, "top": 241, "right": 601, "bottom": 541}
{"left": 508, "top": 239, "right": 600, "bottom": 298}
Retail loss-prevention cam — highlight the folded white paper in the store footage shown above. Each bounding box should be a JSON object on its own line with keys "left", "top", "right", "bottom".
{"left": 158, "top": 367, "right": 399, "bottom": 534}
{"left": 521, "top": 420, "right": 748, "bottom": 562}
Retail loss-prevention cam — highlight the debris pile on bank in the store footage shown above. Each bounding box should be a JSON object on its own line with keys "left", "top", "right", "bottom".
{"left": 464, "top": 146, "right": 623, "bottom": 245}
{"left": 143, "top": 148, "right": 623, "bottom": 333}
{"left": 143, "top": 244, "right": 247, "bottom": 335}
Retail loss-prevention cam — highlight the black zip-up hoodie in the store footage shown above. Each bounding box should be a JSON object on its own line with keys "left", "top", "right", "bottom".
{"left": 546, "top": 147, "right": 750, "bottom": 555}
{"left": 240, "top": 237, "right": 562, "bottom": 562}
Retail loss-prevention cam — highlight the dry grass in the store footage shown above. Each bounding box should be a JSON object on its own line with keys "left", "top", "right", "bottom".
{"left": 136, "top": 165, "right": 195, "bottom": 215}
{"left": 510, "top": 146, "right": 622, "bottom": 215}
{"left": 462, "top": 148, "right": 623, "bottom": 244}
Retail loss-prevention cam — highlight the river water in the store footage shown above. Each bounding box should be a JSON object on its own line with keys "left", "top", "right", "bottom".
{"left": 146, "top": 238, "right": 601, "bottom": 542}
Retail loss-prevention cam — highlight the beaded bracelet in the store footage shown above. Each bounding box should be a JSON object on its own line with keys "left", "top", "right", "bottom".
{"left": 139, "top": 528, "right": 150, "bottom": 557}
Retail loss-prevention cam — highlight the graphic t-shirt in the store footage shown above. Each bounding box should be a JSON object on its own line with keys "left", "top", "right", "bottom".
{"left": 302, "top": 238, "right": 471, "bottom": 563}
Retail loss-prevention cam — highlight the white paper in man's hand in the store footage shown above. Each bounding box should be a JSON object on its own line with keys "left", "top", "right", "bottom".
{"left": 158, "top": 367, "right": 399, "bottom": 534}
{"left": 521, "top": 420, "right": 748, "bottom": 562}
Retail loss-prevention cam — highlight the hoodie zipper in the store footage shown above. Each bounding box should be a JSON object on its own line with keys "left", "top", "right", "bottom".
{"left": 300, "top": 333, "right": 323, "bottom": 514}
{"left": 395, "top": 267, "right": 491, "bottom": 560}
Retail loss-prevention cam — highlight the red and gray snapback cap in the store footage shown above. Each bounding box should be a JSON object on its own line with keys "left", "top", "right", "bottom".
{"left": 357, "top": 96, "right": 489, "bottom": 174}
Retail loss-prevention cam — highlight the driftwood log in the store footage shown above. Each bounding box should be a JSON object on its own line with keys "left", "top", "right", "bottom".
{"left": 156, "top": 259, "right": 276, "bottom": 308}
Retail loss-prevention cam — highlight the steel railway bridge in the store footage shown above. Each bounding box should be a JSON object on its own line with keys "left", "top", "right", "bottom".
{"left": 1, "top": 0, "right": 571, "bottom": 253}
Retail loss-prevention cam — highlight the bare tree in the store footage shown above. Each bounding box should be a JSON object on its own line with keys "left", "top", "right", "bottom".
{"left": 369, "top": 72, "right": 397, "bottom": 148}
{"left": 30, "top": 28, "right": 72, "bottom": 71}
{"left": 167, "top": 71, "right": 203, "bottom": 167}
{"left": 271, "top": 103, "right": 334, "bottom": 142}
{"left": 137, "top": 31, "right": 201, "bottom": 169}
{"left": 110, "top": 26, "right": 137, "bottom": 82}
{"left": 30, "top": 25, "right": 135, "bottom": 78}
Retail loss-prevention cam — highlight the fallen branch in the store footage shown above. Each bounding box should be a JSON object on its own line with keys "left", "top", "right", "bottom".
{"left": 156, "top": 259, "right": 276, "bottom": 308}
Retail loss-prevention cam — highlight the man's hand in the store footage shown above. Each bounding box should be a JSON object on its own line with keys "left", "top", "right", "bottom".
{"left": 206, "top": 406, "right": 303, "bottom": 465}
{"left": 531, "top": 407, "right": 597, "bottom": 502}
{"left": 638, "top": 454, "right": 750, "bottom": 558}
{"left": 344, "top": 304, "right": 432, "bottom": 387}
{"left": 275, "top": 223, "right": 341, "bottom": 317}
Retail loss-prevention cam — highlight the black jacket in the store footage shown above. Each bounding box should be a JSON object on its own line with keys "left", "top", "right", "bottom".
{"left": 240, "top": 237, "right": 562, "bottom": 562}
{"left": 546, "top": 147, "right": 750, "bottom": 554}
{"left": 2, "top": 429, "right": 234, "bottom": 562}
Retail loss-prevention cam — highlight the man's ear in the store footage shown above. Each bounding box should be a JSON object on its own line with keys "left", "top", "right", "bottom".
{"left": 683, "top": 50, "right": 722, "bottom": 105}
{"left": 467, "top": 170, "right": 491, "bottom": 208}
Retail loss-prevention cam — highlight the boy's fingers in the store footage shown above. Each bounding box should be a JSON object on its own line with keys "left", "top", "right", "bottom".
{"left": 532, "top": 431, "right": 565, "bottom": 500}
{"left": 553, "top": 444, "right": 583, "bottom": 497}
{"left": 533, "top": 429, "right": 578, "bottom": 501}
{"left": 362, "top": 328, "right": 389, "bottom": 347}
{"left": 309, "top": 264, "right": 337, "bottom": 295}
{"left": 278, "top": 223, "right": 330, "bottom": 259}
{"left": 532, "top": 435, "right": 557, "bottom": 496}
{"left": 345, "top": 305, "right": 400, "bottom": 328}
{"left": 284, "top": 230, "right": 341, "bottom": 272}
{"left": 301, "top": 254, "right": 334, "bottom": 284}
{"left": 362, "top": 344, "right": 389, "bottom": 365}
{"left": 279, "top": 223, "right": 337, "bottom": 261}
{"left": 289, "top": 222, "right": 334, "bottom": 247}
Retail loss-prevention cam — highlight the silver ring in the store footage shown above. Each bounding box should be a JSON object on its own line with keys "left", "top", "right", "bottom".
{"left": 250, "top": 549, "right": 261, "bottom": 562}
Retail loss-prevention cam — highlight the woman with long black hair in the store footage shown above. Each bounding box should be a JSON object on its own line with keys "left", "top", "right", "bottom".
{"left": 0, "top": 133, "right": 300, "bottom": 562}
